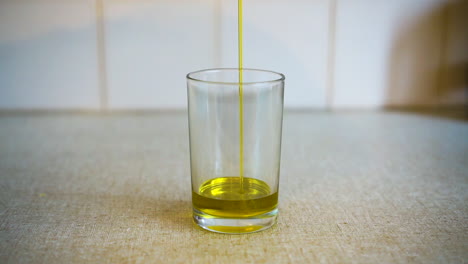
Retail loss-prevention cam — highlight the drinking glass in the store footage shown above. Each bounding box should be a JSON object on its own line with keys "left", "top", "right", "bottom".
{"left": 187, "top": 68, "right": 285, "bottom": 234}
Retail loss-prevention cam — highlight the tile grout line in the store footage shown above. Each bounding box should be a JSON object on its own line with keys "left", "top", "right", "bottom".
{"left": 95, "top": 0, "right": 108, "bottom": 111}
{"left": 325, "top": 0, "right": 337, "bottom": 110}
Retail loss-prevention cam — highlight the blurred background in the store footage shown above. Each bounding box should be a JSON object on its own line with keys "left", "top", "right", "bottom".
{"left": 0, "top": 0, "right": 466, "bottom": 111}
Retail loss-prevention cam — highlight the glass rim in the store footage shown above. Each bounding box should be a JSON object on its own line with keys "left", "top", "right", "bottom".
{"left": 186, "top": 68, "right": 285, "bottom": 85}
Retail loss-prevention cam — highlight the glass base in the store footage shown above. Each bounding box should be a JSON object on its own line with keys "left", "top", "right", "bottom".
{"left": 193, "top": 208, "right": 278, "bottom": 234}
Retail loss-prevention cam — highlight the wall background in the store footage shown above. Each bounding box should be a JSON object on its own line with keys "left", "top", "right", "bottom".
{"left": 0, "top": 0, "right": 466, "bottom": 110}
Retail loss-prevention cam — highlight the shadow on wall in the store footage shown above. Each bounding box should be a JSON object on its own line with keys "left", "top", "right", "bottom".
{"left": 386, "top": 0, "right": 467, "bottom": 114}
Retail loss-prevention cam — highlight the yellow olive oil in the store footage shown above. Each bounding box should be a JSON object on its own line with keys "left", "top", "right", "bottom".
{"left": 238, "top": 0, "right": 245, "bottom": 188}
{"left": 192, "top": 177, "right": 278, "bottom": 218}
{"left": 192, "top": 0, "right": 277, "bottom": 226}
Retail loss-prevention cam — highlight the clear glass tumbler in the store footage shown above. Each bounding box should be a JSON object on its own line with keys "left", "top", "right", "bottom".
{"left": 187, "top": 68, "right": 285, "bottom": 234}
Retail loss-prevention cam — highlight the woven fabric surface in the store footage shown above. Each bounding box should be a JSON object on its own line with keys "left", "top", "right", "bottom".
{"left": 0, "top": 112, "right": 467, "bottom": 263}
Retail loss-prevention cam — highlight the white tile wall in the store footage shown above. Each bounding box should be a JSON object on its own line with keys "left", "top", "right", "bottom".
{"left": 333, "top": 0, "right": 447, "bottom": 108}
{"left": 104, "top": 0, "right": 217, "bottom": 109}
{"left": 220, "top": 0, "right": 330, "bottom": 108}
{"left": 0, "top": 0, "right": 100, "bottom": 109}
{"left": 0, "top": 0, "right": 465, "bottom": 110}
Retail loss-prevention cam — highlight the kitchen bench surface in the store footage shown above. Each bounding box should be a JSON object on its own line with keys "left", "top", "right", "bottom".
{"left": 0, "top": 111, "right": 467, "bottom": 263}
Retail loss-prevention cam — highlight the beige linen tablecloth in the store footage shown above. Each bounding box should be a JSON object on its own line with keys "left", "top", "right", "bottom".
{"left": 0, "top": 111, "right": 466, "bottom": 263}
